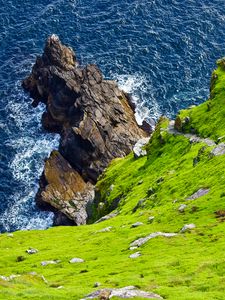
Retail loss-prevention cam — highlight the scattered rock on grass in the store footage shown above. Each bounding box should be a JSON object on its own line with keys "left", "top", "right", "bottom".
{"left": 129, "top": 252, "right": 141, "bottom": 259}
{"left": 178, "top": 204, "right": 187, "bottom": 213}
{"left": 94, "top": 282, "right": 101, "bottom": 288}
{"left": 180, "top": 224, "right": 196, "bottom": 233}
{"left": 81, "top": 286, "right": 162, "bottom": 299}
{"left": 69, "top": 258, "right": 84, "bottom": 263}
{"left": 186, "top": 188, "right": 210, "bottom": 200}
{"left": 131, "top": 222, "right": 143, "bottom": 228}
{"left": 95, "top": 212, "right": 118, "bottom": 223}
{"left": 130, "top": 232, "right": 177, "bottom": 248}
{"left": 26, "top": 248, "right": 38, "bottom": 254}
{"left": 211, "top": 143, "right": 225, "bottom": 156}
{"left": 98, "top": 226, "right": 113, "bottom": 233}
{"left": 148, "top": 216, "right": 155, "bottom": 223}
{"left": 41, "top": 260, "right": 61, "bottom": 266}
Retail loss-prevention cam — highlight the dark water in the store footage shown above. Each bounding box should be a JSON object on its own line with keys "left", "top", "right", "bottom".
{"left": 1, "top": 0, "right": 225, "bottom": 232}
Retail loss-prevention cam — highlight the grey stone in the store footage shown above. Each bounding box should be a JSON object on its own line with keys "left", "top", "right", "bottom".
{"left": 129, "top": 252, "right": 141, "bottom": 259}
{"left": 69, "top": 258, "right": 84, "bottom": 263}
{"left": 211, "top": 143, "right": 225, "bottom": 156}
{"left": 41, "top": 260, "right": 61, "bottom": 266}
{"left": 178, "top": 204, "right": 187, "bottom": 212}
{"left": 180, "top": 224, "right": 196, "bottom": 233}
{"left": 186, "top": 188, "right": 210, "bottom": 200}
{"left": 95, "top": 212, "right": 118, "bottom": 223}
{"left": 131, "top": 222, "right": 144, "bottom": 228}
{"left": 26, "top": 248, "right": 38, "bottom": 254}
{"left": 129, "top": 246, "right": 138, "bottom": 250}
{"left": 98, "top": 226, "right": 113, "bottom": 233}
{"left": 148, "top": 216, "right": 155, "bottom": 223}
{"left": 80, "top": 286, "right": 162, "bottom": 299}
{"left": 133, "top": 137, "right": 150, "bottom": 158}
{"left": 130, "top": 232, "right": 177, "bottom": 248}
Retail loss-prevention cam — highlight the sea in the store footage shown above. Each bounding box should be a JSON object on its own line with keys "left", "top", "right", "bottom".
{"left": 0, "top": 0, "right": 225, "bottom": 232}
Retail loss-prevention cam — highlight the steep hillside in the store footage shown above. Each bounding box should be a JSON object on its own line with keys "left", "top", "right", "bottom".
{"left": 1, "top": 61, "right": 225, "bottom": 300}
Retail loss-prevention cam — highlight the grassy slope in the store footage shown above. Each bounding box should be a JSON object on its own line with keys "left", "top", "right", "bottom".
{"left": 1, "top": 64, "right": 225, "bottom": 300}
{"left": 177, "top": 60, "right": 225, "bottom": 140}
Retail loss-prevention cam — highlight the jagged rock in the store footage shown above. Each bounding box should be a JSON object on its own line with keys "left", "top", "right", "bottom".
{"left": 180, "top": 224, "right": 196, "bottom": 233}
{"left": 186, "top": 188, "right": 210, "bottom": 200}
{"left": 41, "top": 260, "right": 61, "bottom": 266}
{"left": 22, "top": 35, "right": 148, "bottom": 224}
{"left": 81, "top": 286, "right": 162, "bottom": 299}
{"left": 131, "top": 222, "right": 144, "bottom": 228}
{"left": 69, "top": 258, "right": 84, "bottom": 263}
{"left": 133, "top": 137, "right": 150, "bottom": 158}
{"left": 130, "top": 232, "right": 177, "bottom": 248}
{"left": 129, "top": 252, "right": 141, "bottom": 258}
{"left": 37, "top": 150, "right": 95, "bottom": 225}
{"left": 26, "top": 248, "right": 38, "bottom": 254}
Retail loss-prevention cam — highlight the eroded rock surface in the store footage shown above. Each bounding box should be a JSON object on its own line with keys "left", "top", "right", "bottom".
{"left": 22, "top": 35, "right": 148, "bottom": 224}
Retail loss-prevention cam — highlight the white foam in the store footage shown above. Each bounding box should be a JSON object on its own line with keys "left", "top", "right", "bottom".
{"left": 113, "top": 73, "right": 161, "bottom": 125}
{"left": 1, "top": 84, "right": 59, "bottom": 232}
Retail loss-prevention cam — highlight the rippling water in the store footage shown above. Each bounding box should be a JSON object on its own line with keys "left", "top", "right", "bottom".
{"left": 1, "top": 0, "right": 225, "bottom": 232}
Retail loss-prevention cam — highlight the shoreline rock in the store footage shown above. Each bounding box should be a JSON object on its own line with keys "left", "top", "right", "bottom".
{"left": 22, "top": 35, "right": 150, "bottom": 225}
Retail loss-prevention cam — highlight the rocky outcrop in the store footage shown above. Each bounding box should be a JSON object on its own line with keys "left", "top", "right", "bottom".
{"left": 22, "top": 35, "right": 148, "bottom": 225}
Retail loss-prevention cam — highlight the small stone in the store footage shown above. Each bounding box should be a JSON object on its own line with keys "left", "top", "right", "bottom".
{"left": 98, "top": 226, "right": 113, "bottom": 232}
{"left": 57, "top": 286, "right": 64, "bottom": 289}
{"left": 129, "top": 252, "right": 141, "bottom": 259}
{"left": 7, "top": 233, "right": 14, "bottom": 238}
{"left": 180, "top": 224, "right": 196, "bottom": 233}
{"left": 131, "top": 222, "right": 144, "bottom": 228}
{"left": 41, "top": 260, "right": 61, "bottom": 266}
{"left": 26, "top": 248, "right": 38, "bottom": 254}
{"left": 69, "top": 258, "right": 84, "bottom": 263}
{"left": 138, "top": 180, "right": 143, "bottom": 185}
{"left": 94, "top": 282, "right": 101, "bottom": 288}
{"left": 148, "top": 216, "right": 155, "bottom": 223}
{"left": 16, "top": 256, "right": 25, "bottom": 262}
{"left": 95, "top": 212, "right": 118, "bottom": 223}
{"left": 178, "top": 204, "right": 187, "bottom": 213}
{"left": 129, "top": 246, "right": 138, "bottom": 250}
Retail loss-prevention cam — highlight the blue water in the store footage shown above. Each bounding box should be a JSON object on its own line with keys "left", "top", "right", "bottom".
{"left": 1, "top": 0, "right": 225, "bottom": 232}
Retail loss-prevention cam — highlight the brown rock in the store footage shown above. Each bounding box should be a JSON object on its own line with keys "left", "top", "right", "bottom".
{"left": 37, "top": 150, "right": 94, "bottom": 225}
{"left": 23, "top": 35, "right": 149, "bottom": 223}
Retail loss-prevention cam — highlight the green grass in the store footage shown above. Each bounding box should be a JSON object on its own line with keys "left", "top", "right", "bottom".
{"left": 1, "top": 60, "right": 225, "bottom": 299}
{"left": 176, "top": 61, "right": 225, "bottom": 141}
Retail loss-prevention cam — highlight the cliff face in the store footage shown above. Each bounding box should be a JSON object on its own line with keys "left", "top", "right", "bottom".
{"left": 22, "top": 35, "right": 148, "bottom": 225}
